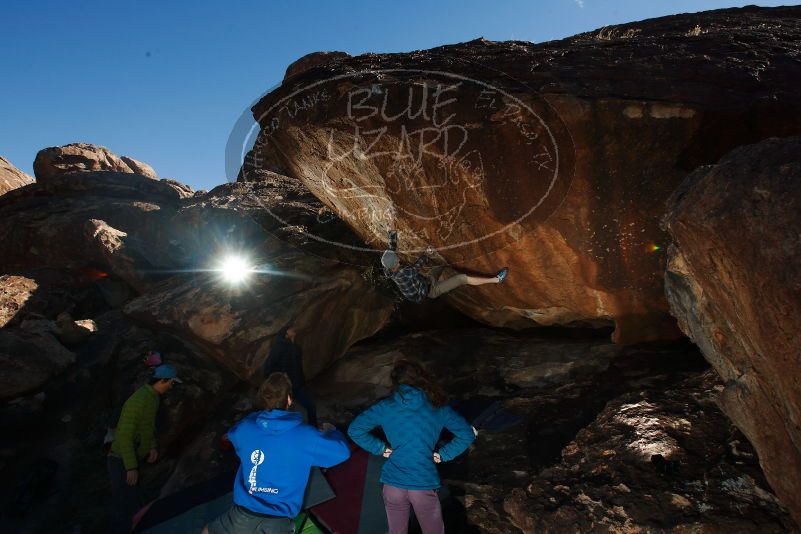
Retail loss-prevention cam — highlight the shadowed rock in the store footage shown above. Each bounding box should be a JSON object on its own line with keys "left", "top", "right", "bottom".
{"left": 124, "top": 257, "right": 392, "bottom": 380}
{"left": 663, "top": 136, "right": 801, "bottom": 526}
{"left": 123, "top": 181, "right": 393, "bottom": 380}
{"left": 0, "top": 155, "right": 393, "bottom": 383}
{"left": 309, "top": 328, "right": 623, "bottom": 414}
{"left": 309, "top": 330, "right": 794, "bottom": 532}
{"left": 0, "top": 171, "right": 191, "bottom": 289}
{"left": 506, "top": 372, "right": 795, "bottom": 533}
{"left": 0, "top": 328, "right": 75, "bottom": 400}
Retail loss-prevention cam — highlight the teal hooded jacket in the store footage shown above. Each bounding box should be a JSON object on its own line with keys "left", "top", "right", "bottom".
{"left": 348, "top": 385, "right": 475, "bottom": 490}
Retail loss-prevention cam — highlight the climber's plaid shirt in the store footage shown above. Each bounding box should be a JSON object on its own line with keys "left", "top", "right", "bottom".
{"left": 383, "top": 232, "right": 429, "bottom": 303}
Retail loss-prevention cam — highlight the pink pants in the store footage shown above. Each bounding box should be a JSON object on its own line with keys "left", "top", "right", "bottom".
{"left": 382, "top": 484, "right": 444, "bottom": 534}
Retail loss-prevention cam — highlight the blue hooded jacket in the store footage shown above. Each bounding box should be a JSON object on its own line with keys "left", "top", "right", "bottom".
{"left": 348, "top": 385, "right": 475, "bottom": 490}
{"left": 228, "top": 410, "right": 350, "bottom": 517}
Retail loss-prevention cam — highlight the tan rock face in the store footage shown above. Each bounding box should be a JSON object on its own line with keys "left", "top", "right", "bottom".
{"left": 0, "top": 157, "right": 34, "bottom": 196}
{"left": 244, "top": 6, "right": 801, "bottom": 343}
{"left": 662, "top": 136, "right": 801, "bottom": 525}
{"left": 33, "top": 143, "right": 159, "bottom": 182}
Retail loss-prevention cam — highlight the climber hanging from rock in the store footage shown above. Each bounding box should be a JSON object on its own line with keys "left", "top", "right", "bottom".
{"left": 381, "top": 230, "right": 508, "bottom": 302}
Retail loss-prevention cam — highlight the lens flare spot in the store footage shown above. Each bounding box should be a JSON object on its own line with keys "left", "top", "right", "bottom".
{"left": 219, "top": 255, "right": 253, "bottom": 285}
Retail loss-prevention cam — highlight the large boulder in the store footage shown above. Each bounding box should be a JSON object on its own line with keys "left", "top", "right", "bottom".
{"left": 124, "top": 181, "right": 394, "bottom": 380}
{"left": 1, "top": 146, "right": 393, "bottom": 383}
{"left": 244, "top": 6, "right": 801, "bottom": 343}
{"left": 504, "top": 371, "right": 795, "bottom": 533}
{"left": 0, "top": 328, "right": 75, "bottom": 400}
{"left": 0, "top": 171, "right": 192, "bottom": 291}
{"left": 0, "top": 156, "right": 34, "bottom": 196}
{"left": 662, "top": 136, "right": 801, "bottom": 525}
{"left": 124, "top": 263, "right": 392, "bottom": 380}
{"left": 33, "top": 143, "right": 159, "bottom": 181}
{"left": 0, "top": 269, "right": 127, "bottom": 332}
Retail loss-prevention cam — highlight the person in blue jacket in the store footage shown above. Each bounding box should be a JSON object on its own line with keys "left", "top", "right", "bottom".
{"left": 203, "top": 372, "right": 350, "bottom": 534}
{"left": 348, "top": 360, "right": 476, "bottom": 534}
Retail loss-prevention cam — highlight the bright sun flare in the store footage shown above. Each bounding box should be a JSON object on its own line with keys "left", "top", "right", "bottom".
{"left": 219, "top": 255, "right": 253, "bottom": 284}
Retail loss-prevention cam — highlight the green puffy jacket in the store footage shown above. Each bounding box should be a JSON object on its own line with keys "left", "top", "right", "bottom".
{"left": 111, "top": 385, "right": 159, "bottom": 470}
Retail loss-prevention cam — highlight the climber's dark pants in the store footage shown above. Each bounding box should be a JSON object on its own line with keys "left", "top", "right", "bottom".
{"left": 107, "top": 454, "right": 141, "bottom": 533}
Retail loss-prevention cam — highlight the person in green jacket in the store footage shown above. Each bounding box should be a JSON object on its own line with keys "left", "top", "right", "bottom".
{"left": 107, "top": 364, "right": 181, "bottom": 533}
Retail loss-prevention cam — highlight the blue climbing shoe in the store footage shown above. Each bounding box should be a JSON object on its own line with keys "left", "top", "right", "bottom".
{"left": 496, "top": 267, "right": 509, "bottom": 283}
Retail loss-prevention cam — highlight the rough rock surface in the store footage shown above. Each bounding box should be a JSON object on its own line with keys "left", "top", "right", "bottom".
{"left": 0, "top": 171, "right": 192, "bottom": 290}
{"left": 124, "top": 260, "right": 392, "bottom": 380}
{"left": 505, "top": 372, "right": 796, "bottom": 533}
{"left": 124, "top": 179, "right": 393, "bottom": 380}
{"left": 284, "top": 51, "right": 351, "bottom": 80}
{"left": 0, "top": 328, "right": 75, "bottom": 400}
{"left": 662, "top": 136, "right": 801, "bottom": 525}
{"left": 310, "top": 330, "right": 794, "bottom": 532}
{"left": 247, "top": 6, "right": 801, "bottom": 343}
{"left": 0, "top": 156, "right": 34, "bottom": 196}
{"left": 217, "top": 170, "right": 373, "bottom": 264}
{"left": 0, "top": 158, "right": 391, "bottom": 382}
{"left": 33, "top": 143, "right": 159, "bottom": 181}
{"left": 310, "top": 328, "right": 624, "bottom": 415}
{"left": 0, "top": 275, "right": 39, "bottom": 328}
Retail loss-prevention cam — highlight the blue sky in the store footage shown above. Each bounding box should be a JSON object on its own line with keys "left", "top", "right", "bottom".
{"left": 0, "top": 0, "right": 794, "bottom": 190}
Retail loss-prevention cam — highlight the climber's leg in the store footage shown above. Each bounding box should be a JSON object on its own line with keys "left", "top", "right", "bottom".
{"left": 433, "top": 274, "right": 497, "bottom": 297}
{"left": 428, "top": 269, "right": 505, "bottom": 299}
{"left": 429, "top": 265, "right": 447, "bottom": 282}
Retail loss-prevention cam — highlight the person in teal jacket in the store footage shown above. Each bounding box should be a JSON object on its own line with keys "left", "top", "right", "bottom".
{"left": 348, "top": 360, "right": 476, "bottom": 534}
